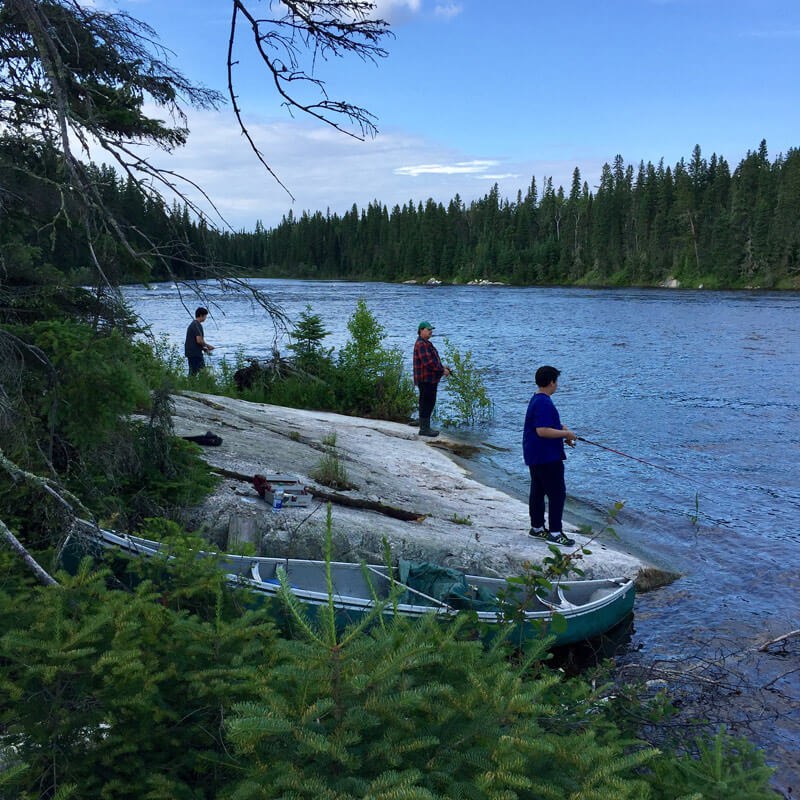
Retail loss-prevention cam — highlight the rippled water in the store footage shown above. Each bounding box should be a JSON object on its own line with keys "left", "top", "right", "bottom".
{"left": 127, "top": 280, "right": 800, "bottom": 783}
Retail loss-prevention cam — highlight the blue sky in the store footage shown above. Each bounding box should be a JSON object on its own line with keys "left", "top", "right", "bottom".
{"left": 109, "top": 0, "right": 800, "bottom": 229}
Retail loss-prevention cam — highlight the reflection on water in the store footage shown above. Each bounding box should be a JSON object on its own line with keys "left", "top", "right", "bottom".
{"left": 549, "top": 614, "right": 636, "bottom": 675}
{"left": 127, "top": 279, "right": 800, "bottom": 784}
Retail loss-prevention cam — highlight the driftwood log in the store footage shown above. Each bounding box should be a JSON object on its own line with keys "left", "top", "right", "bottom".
{"left": 210, "top": 466, "right": 426, "bottom": 522}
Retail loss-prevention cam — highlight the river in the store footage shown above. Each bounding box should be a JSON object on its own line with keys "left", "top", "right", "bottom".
{"left": 126, "top": 279, "right": 800, "bottom": 789}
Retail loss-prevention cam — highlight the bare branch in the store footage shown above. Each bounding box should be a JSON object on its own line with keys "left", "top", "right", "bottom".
{"left": 0, "top": 447, "right": 95, "bottom": 521}
{"left": 1, "top": 0, "right": 392, "bottom": 318}
{"left": 0, "top": 516, "right": 58, "bottom": 585}
{"left": 757, "top": 629, "right": 800, "bottom": 652}
{"left": 228, "top": 0, "right": 391, "bottom": 196}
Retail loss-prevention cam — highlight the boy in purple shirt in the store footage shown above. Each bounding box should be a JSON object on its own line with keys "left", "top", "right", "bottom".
{"left": 522, "top": 365, "right": 577, "bottom": 546}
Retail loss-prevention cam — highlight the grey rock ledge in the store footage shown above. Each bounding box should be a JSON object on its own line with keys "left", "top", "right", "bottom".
{"left": 172, "top": 392, "right": 657, "bottom": 586}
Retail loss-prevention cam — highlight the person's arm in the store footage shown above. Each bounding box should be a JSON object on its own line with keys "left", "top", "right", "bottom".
{"left": 533, "top": 398, "right": 575, "bottom": 442}
{"left": 535, "top": 425, "right": 576, "bottom": 443}
{"left": 194, "top": 326, "right": 214, "bottom": 352}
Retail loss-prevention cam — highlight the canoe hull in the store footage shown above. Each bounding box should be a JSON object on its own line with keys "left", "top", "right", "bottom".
{"left": 58, "top": 526, "right": 635, "bottom": 648}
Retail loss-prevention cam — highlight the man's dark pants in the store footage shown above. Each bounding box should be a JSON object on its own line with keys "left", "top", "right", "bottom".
{"left": 529, "top": 460, "right": 566, "bottom": 533}
{"left": 418, "top": 382, "right": 438, "bottom": 419}
{"left": 187, "top": 355, "right": 205, "bottom": 376}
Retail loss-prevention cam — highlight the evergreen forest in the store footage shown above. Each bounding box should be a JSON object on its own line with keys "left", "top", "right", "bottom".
{"left": 8, "top": 141, "right": 800, "bottom": 291}
{"left": 231, "top": 142, "right": 800, "bottom": 289}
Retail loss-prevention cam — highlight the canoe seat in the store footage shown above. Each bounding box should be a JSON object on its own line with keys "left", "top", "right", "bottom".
{"left": 589, "top": 587, "right": 615, "bottom": 603}
{"left": 556, "top": 587, "right": 578, "bottom": 609}
{"left": 250, "top": 562, "right": 277, "bottom": 582}
{"left": 536, "top": 587, "right": 578, "bottom": 611}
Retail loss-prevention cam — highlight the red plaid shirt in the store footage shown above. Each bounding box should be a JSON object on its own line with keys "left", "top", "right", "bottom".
{"left": 413, "top": 336, "right": 444, "bottom": 385}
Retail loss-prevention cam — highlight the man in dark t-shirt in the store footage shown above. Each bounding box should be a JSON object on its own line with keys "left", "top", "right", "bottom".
{"left": 184, "top": 307, "right": 214, "bottom": 375}
{"left": 522, "top": 365, "right": 576, "bottom": 546}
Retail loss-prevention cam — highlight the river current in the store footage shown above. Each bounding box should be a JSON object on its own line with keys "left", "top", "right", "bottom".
{"left": 126, "top": 279, "right": 800, "bottom": 786}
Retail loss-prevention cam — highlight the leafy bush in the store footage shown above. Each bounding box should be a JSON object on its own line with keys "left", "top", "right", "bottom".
{"left": 310, "top": 430, "right": 354, "bottom": 490}
{"left": 643, "top": 727, "right": 776, "bottom": 800}
{"left": 438, "top": 337, "right": 494, "bottom": 426}
{"left": 9, "top": 319, "right": 150, "bottom": 451}
{"left": 335, "top": 299, "right": 415, "bottom": 419}
{"left": 288, "top": 304, "right": 333, "bottom": 374}
{"left": 0, "top": 320, "right": 218, "bottom": 544}
{"left": 224, "top": 527, "right": 656, "bottom": 800}
{"left": 173, "top": 302, "right": 416, "bottom": 420}
{"left": 243, "top": 366, "right": 338, "bottom": 411}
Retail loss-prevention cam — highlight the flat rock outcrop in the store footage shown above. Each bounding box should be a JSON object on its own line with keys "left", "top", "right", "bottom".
{"left": 172, "top": 392, "right": 652, "bottom": 582}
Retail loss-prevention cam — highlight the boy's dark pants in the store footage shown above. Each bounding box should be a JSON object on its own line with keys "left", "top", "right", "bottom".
{"left": 529, "top": 460, "right": 566, "bottom": 533}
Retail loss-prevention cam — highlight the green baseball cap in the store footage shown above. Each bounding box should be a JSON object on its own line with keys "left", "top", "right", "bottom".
{"left": 418, "top": 321, "right": 434, "bottom": 331}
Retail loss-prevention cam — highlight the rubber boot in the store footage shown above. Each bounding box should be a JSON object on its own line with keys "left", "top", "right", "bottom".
{"left": 418, "top": 417, "right": 439, "bottom": 437}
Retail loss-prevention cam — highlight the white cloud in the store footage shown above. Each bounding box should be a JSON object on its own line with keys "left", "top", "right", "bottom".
{"left": 478, "top": 173, "right": 519, "bottom": 181}
{"left": 394, "top": 160, "right": 500, "bottom": 176}
{"left": 368, "top": 0, "right": 422, "bottom": 24}
{"left": 98, "top": 107, "right": 601, "bottom": 228}
{"left": 434, "top": 3, "right": 462, "bottom": 20}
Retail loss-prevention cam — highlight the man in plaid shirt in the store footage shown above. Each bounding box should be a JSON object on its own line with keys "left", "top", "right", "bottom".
{"left": 413, "top": 321, "right": 450, "bottom": 437}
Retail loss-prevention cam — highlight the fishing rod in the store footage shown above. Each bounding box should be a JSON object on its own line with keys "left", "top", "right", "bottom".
{"left": 575, "top": 435, "right": 710, "bottom": 487}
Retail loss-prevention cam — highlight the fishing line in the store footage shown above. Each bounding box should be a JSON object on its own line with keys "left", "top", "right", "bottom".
{"left": 575, "top": 436, "right": 714, "bottom": 489}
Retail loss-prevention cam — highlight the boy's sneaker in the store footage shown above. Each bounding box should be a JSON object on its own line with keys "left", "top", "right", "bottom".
{"left": 546, "top": 531, "right": 575, "bottom": 546}
{"left": 528, "top": 527, "right": 549, "bottom": 539}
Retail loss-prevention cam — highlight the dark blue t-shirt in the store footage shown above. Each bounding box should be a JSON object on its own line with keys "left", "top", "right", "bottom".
{"left": 185, "top": 320, "right": 204, "bottom": 358}
{"left": 522, "top": 392, "right": 565, "bottom": 466}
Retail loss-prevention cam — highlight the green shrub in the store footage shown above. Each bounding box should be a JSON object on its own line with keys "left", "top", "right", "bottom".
{"left": 643, "top": 727, "right": 775, "bottom": 800}
{"left": 217, "top": 345, "right": 249, "bottom": 392}
{"left": 76, "top": 421, "right": 218, "bottom": 529}
{"left": 11, "top": 319, "right": 150, "bottom": 451}
{"left": 0, "top": 321, "right": 218, "bottom": 543}
{"left": 145, "top": 302, "right": 416, "bottom": 422}
{"left": 245, "top": 369, "right": 337, "bottom": 411}
{"left": 311, "top": 431, "right": 354, "bottom": 490}
{"left": 225, "top": 527, "right": 657, "bottom": 800}
{"left": 438, "top": 337, "right": 494, "bottom": 426}
{"left": 288, "top": 304, "right": 333, "bottom": 374}
{"left": 335, "top": 299, "right": 415, "bottom": 419}
{"left": 0, "top": 520, "right": 776, "bottom": 800}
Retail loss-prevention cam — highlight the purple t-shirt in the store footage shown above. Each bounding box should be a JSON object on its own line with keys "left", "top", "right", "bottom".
{"left": 522, "top": 392, "right": 565, "bottom": 466}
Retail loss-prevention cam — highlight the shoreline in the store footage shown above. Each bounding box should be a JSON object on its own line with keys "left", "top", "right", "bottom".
{"left": 127, "top": 277, "right": 800, "bottom": 293}
{"left": 171, "top": 391, "right": 669, "bottom": 587}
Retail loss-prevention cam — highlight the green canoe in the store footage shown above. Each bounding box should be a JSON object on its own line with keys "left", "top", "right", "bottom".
{"left": 59, "top": 524, "right": 635, "bottom": 648}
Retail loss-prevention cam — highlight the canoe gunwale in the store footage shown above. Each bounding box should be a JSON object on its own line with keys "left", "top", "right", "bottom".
{"left": 62, "top": 526, "right": 634, "bottom": 629}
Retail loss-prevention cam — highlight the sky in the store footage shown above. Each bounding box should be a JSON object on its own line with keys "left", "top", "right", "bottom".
{"left": 106, "top": 0, "right": 800, "bottom": 230}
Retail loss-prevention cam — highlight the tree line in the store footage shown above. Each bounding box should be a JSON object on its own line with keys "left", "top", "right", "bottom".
{"left": 6, "top": 139, "right": 799, "bottom": 290}
{"left": 223, "top": 140, "right": 800, "bottom": 289}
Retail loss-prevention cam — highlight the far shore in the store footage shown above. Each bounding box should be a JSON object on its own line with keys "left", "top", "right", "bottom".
{"left": 127, "top": 276, "right": 800, "bottom": 292}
